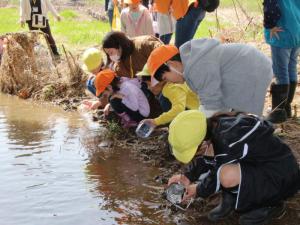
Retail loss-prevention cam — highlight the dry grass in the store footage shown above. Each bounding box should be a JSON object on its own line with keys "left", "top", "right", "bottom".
{"left": 0, "top": 31, "right": 86, "bottom": 101}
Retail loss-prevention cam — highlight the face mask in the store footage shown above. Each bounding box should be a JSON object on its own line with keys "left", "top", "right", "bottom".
{"left": 168, "top": 65, "right": 183, "bottom": 76}
{"left": 110, "top": 54, "right": 120, "bottom": 63}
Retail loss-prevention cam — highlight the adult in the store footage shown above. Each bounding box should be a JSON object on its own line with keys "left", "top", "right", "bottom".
{"left": 102, "top": 31, "right": 162, "bottom": 78}
{"left": 146, "top": 39, "right": 273, "bottom": 117}
{"left": 167, "top": 110, "right": 300, "bottom": 224}
{"left": 150, "top": 0, "right": 176, "bottom": 44}
{"left": 102, "top": 31, "right": 163, "bottom": 117}
{"left": 263, "top": 0, "right": 300, "bottom": 123}
{"left": 20, "top": 0, "right": 61, "bottom": 56}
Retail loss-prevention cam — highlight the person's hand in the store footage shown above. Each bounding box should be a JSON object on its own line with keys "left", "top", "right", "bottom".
{"left": 168, "top": 174, "right": 191, "bottom": 187}
{"left": 103, "top": 103, "right": 111, "bottom": 116}
{"left": 56, "top": 15, "right": 61, "bottom": 22}
{"left": 182, "top": 184, "right": 197, "bottom": 203}
{"left": 20, "top": 21, "right": 25, "bottom": 28}
{"left": 148, "top": 4, "right": 153, "bottom": 13}
{"left": 82, "top": 100, "right": 101, "bottom": 110}
{"left": 141, "top": 119, "right": 157, "bottom": 128}
{"left": 270, "top": 26, "right": 283, "bottom": 39}
{"left": 111, "top": 93, "right": 123, "bottom": 99}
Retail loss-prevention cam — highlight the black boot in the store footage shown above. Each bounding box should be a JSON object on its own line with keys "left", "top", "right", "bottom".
{"left": 208, "top": 191, "right": 236, "bottom": 222}
{"left": 239, "top": 202, "right": 286, "bottom": 225}
{"left": 285, "top": 82, "right": 297, "bottom": 118}
{"left": 267, "top": 83, "right": 289, "bottom": 123}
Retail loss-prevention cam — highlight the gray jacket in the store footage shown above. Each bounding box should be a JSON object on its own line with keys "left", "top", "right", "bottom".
{"left": 180, "top": 39, "right": 272, "bottom": 116}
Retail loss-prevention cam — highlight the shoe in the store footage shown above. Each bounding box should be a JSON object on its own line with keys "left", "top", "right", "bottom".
{"left": 267, "top": 83, "right": 289, "bottom": 123}
{"left": 239, "top": 202, "right": 286, "bottom": 225}
{"left": 285, "top": 82, "right": 297, "bottom": 118}
{"left": 207, "top": 191, "right": 236, "bottom": 222}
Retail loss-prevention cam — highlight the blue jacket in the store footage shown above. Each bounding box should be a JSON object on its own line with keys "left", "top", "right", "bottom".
{"left": 264, "top": 0, "right": 300, "bottom": 48}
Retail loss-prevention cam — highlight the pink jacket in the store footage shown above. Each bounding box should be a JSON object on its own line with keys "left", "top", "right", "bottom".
{"left": 120, "top": 5, "right": 154, "bottom": 38}
{"left": 118, "top": 80, "right": 150, "bottom": 117}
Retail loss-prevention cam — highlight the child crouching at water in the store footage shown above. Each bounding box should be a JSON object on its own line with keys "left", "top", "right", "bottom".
{"left": 93, "top": 69, "right": 150, "bottom": 128}
{"left": 167, "top": 110, "right": 300, "bottom": 225}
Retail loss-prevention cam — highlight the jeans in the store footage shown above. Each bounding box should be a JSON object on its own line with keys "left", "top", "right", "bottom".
{"left": 175, "top": 4, "right": 206, "bottom": 48}
{"left": 86, "top": 77, "right": 96, "bottom": 96}
{"left": 107, "top": 9, "right": 113, "bottom": 27}
{"left": 160, "top": 33, "right": 172, "bottom": 44}
{"left": 271, "top": 46, "right": 300, "bottom": 84}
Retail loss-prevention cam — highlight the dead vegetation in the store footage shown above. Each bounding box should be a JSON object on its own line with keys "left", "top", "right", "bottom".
{"left": 0, "top": 31, "right": 87, "bottom": 103}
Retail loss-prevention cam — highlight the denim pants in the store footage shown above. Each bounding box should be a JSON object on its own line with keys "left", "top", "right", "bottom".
{"left": 271, "top": 46, "right": 300, "bottom": 84}
{"left": 86, "top": 77, "right": 96, "bottom": 96}
{"left": 160, "top": 33, "right": 173, "bottom": 44}
{"left": 175, "top": 4, "right": 206, "bottom": 48}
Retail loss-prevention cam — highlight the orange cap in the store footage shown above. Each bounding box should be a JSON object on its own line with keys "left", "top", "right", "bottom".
{"left": 94, "top": 69, "right": 116, "bottom": 97}
{"left": 124, "top": 0, "right": 140, "bottom": 4}
{"left": 147, "top": 45, "right": 179, "bottom": 76}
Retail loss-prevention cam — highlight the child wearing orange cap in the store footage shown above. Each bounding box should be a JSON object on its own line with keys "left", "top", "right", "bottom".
{"left": 120, "top": 0, "right": 154, "bottom": 37}
{"left": 94, "top": 69, "right": 150, "bottom": 127}
{"left": 136, "top": 64, "right": 200, "bottom": 131}
{"left": 146, "top": 40, "right": 273, "bottom": 118}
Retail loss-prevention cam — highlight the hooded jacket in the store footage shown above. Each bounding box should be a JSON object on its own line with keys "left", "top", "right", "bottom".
{"left": 180, "top": 39, "right": 272, "bottom": 116}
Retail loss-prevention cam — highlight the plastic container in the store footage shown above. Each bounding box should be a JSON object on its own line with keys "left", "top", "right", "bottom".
{"left": 135, "top": 121, "right": 154, "bottom": 138}
{"left": 165, "top": 183, "right": 185, "bottom": 205}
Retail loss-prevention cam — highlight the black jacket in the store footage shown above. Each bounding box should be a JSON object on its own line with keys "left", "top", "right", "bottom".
{"left": 184, "top": 114, "right": 300, "bottom": 211}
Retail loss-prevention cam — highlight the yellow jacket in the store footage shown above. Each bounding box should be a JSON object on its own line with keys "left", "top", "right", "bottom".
{"left": 154, "top": 82, "right": 200, "bottom": 126}
{"left": 155, "top": 0, "right": 197, "bottom": 19}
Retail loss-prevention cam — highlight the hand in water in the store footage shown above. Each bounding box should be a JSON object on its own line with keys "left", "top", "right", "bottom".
{"left": 168, "top": 174, "right": 191, "bottom": 187}
{"left": 182, "top": 184, "right": 197, "bottom": 203}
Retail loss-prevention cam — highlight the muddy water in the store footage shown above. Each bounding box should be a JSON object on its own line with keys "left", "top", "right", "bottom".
{"left": 0, "top": 94, "right": 174, "bottom": 225}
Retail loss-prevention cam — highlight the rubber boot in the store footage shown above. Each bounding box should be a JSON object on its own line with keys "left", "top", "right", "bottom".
{"left": 239, "top": 202, "right": 286, "bottom": 225}
{"left": 285, "top": 82, "right": 297, "bottom": 118}
{"left": 207, "top": 191, "right": 236, "bottom": 222}
{"left": 267, "top": 83, "right": 289, "bottom": 123}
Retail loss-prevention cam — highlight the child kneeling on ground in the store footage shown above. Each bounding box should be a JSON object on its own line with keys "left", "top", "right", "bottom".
{"left": 167, "top": 110, "right": 300, "bottom": 225}
{"left": 93, "top": 69, "right": 150, "bottom": 128}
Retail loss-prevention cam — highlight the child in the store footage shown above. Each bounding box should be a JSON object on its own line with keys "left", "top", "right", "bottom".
{"left": 136, "top": 64, "right": 199, "bottom": 130}
{"left": 150, "top": 1, "right": 175, "bottom": 44}
{"left": 263, "top": 0, "right": 300, "bottom": 123}
{"left": 146, "top": 41, "right": 273, "bottom": 117}
{"left": 81, "top": 47, "right": 106, "bottom": 110}
{"left": 94, "top": 69, "right": 150, "bottom": 128}
{"left": 167, "top": 110, "right": 300, "bottom": 225}
{"left": 120, "top": 0, "right": 154, "bottom": 37}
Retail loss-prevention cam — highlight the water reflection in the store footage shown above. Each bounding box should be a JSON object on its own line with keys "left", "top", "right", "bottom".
{"left": 0, "top": 94, "right": 172, "bottom": 225}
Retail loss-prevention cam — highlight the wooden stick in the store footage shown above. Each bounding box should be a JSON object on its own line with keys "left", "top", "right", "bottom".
{"left": 62, "top": 44, "right": 75, "bottom": 78}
